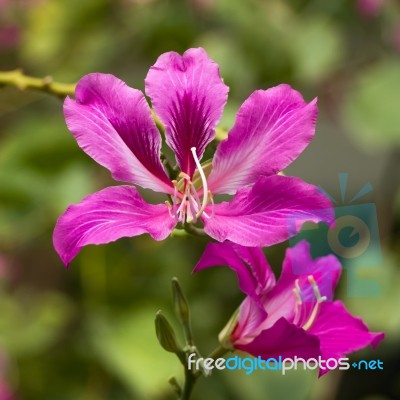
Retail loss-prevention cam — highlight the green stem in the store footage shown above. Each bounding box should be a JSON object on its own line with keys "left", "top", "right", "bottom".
{"left": 207, "top": 345, "right": 229, "bottom": 361}
{"left": 183, "top": 223, "right": 206, "bottom": 237}
{"left": 181, "top": 367, "right": 196, "bottom": 400}
{"left": 171, "top": 224, "right": 206, "bottom": 238}
{"left": 171, "top": 229, "right": 190, "bottom": 238}
{"left": 180, "top": 345, "right": 230, "bottom": 400}
{"left": 0, "top": 69, "right": 76, "bottom": 98}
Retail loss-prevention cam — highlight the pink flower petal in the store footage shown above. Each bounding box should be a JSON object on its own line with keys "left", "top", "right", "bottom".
{"left": 194, "top": 242, "right": 275, "bottom": 300}
{"left": 232, "top": 297, "right": 267, "bottom": 345}
{"left": 208, "top": 85, "right": 318, "bottom": 194}
{"left": 64, "top": 73, "right": 173, "bottom": 194}
{"left": 261, "top": 241, "right": 342, "bottom": 328}
{"left": 236, "top": 317, "right": 320, "bottom": 360}
{"left": 145, "top": 48, "right": 229, "bottom": 177}
{"left": 309, "top": 300, "right": 384, "bottom": 376}
{"left": 53, "top": 186, "right": 176, "bottom": 267}
{"left": 203, "top": 175, "right": 334, "bottom": 247}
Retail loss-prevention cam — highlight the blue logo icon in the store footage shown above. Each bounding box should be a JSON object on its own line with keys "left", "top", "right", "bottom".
{"left": 288, "top": 173, "right": 382, "bottom": 298}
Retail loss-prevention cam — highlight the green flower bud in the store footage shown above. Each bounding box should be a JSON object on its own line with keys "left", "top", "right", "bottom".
{"left": 218, "top": 307, "right": 240, "bottom": 350}
{"left": 155, "top": 310, "right": 181, "bottom": 353}
{"left": 172, "top": 277, "right": 190, "bottom": 325}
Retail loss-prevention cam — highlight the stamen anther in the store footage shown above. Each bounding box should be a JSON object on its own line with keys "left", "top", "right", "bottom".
{"left": 179, "top": 172, "right": 191, "bottom": 181}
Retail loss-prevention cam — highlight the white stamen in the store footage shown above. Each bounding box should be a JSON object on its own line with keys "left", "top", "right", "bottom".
{"left": 292, "top": 279, "right": 303, "bottom": 326}
{"left": 302, "top": 302, "right": 323, "bottom": 331}
{"left": 176, "top": 193, "right": 187, "bottom": 217}
{"left": 189, "top": 183, "right": 202, "bottom": 211}
{"left": 191, "top": 147, "right": 209, "bottom": 218}
{"left": 172, "top": 181, "right": 179, "bottom": 220}
{"left": 165, "top": 201, "right": 174, "bottom": 218}
{"left": 292, "top": 276, "right": 327, "bottom": 331}
{"left": 307, "top": 275, "right": 327, "bottom": 303}
{"left": 293, "top": 279, "right": 302, "bottom": 304}
{"left": 186, "top": 200, "right": 195, "bottom": 223}
{"left": 294, "top": 279, "right": 302, "bottom": 301}
{"left": 202, "top": 211, "right": 210, "bottom": 219}
{"left": 302, "top": 275, "right": 327, "bottom": 331}
{"left": 187, "top": 196, "right": 198, "bottom": 223}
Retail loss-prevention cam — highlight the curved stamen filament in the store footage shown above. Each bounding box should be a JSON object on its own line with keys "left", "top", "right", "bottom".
{"left": 308, "top": 275, "right": 327, "bottom": 303}
{"left": 294, "top": 279, "right": 302, "bottom": 302}
{"left": 187, "top": 196, "right": 199, "bottom": 223}
{"left": 292, "top": 275, "right": 327, "bottom": 331}
{"left": 302, "top": 302, "right": 322, "bottom": 331}
{"left": 292, "top": 279, "right": 303, "bottom": 326}
{"left": 165, "top": 201, "right": 174, "bottom": 218}
{"left": 167, "top": 149, "right": 213, "bottom": 223}
{"left": 176, "top": 193, "right": 187, "bottom": 221}
{"left": 190, "top": 147, "right": 209, "bottom": 218}
{"left": 186, "top": 201, "right": 194, "bottom": 223}
{"left": 189, "top": 182, "right": 202, "bottom": 208}
{"left": 172, "top": 180, "right": 179, "bottom": 220}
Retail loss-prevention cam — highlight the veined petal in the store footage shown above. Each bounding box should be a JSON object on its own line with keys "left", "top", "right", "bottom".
{"left": 53, "top": 186, "right": 176, "bottom": 267}
{"left": 145, "top": 48, "right": 229, "bottom": 177}
{"left": 236, "top": 317, "right": 321, "bottom": 360}
{"left": 309, "top": 301, "right": 384, "bottom": 376}
{"left": 231, "top": 297, "right": 268, "bottom": 345}
{"left": 194, "top": 242, "right": 276, "bottom": 300}
{"left": 260, "top": 241, "right": 342, "bottom": 329}
{"left": 64, "top": 73, "right": 173, "bottom": 194}
{"left": 208, "top": 85, "right": 317, "bottom": 194}
{"left": 203, "top": 175, "right": 334, "bottom": 247}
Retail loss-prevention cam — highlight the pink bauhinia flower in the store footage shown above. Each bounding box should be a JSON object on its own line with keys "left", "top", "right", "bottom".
{"left": 53, "top": 48, "right": 334, "bottom": 266}
{"left": 195, "top": 241, "right": 384, "bottom": 375}
{"left": 357, "top": 0, "right": 384, "bottom": 18}
{"left": 0, "top": 378, "right": 13, "bottom": 400}
{"left": 0, "top": 351, "right": 13, "bottom": 400}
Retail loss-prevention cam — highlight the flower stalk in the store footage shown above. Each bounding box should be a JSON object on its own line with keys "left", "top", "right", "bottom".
{"left": 156, "top": 278, "right": 230, "bottom": 400}
{"left": 0, "top": 69, "right": 76, "bottom": 98}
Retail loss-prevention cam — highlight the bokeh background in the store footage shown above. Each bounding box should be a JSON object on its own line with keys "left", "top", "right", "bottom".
{"left": 1, "top": 0, "right": 400, "bottom": 399}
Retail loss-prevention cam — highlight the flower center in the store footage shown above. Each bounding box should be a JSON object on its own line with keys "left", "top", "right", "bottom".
{"left": 292, "top": 275, "right": 327, "bottom": 331}
{"left": 165, "top": 147, "right": 214, "bottom": 224}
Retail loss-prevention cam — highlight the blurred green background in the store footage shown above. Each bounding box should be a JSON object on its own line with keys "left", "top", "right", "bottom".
{"left": 1, "top": 0, "right": 400, "bottom": 399}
